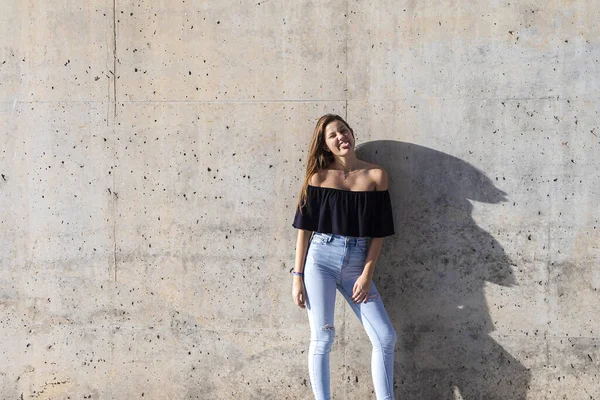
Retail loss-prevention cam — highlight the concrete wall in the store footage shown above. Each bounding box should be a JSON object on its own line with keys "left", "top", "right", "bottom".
{"left": 0, "top": 1, "right": 598, "bottom": 398}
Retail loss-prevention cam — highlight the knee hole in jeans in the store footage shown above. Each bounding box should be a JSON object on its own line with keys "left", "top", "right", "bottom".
{"left": 312, "top": 324, "right": 336, "bottom": 354}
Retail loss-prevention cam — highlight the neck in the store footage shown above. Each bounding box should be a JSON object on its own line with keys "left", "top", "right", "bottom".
{"left": 330, "top": 154, "right": 360, "bottom": 172}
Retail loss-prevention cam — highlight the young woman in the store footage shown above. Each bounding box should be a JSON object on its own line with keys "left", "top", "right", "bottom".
{"left": 291, "top": 114, "right": 397, "bottom": 400}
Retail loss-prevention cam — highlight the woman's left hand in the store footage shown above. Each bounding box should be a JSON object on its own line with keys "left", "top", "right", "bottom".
{"left": 351, "top": 273, "right": 372, "bottom": 303}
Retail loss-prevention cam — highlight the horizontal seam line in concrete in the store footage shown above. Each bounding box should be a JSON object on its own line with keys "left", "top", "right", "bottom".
{"left": 14, "top": 326, "right": 600, "bottom": 339}
{"left": 2, "top": 97, "right": 598, "bottom": 104}
{"left": 0, "top": 99, "right": 344, "bottom": 104}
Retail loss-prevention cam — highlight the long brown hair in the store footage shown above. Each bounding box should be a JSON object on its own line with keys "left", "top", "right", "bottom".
{"left": 295, "top": 114, "right": 354, "bottom": 214}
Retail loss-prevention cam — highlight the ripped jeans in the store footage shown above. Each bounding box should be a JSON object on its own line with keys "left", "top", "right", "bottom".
{"left": 303, "top": 232, "right": 397, "bottom": 400}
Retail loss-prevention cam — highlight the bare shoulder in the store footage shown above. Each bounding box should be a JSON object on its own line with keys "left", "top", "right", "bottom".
{"left": 365, "top": 163, "right": 389, "bottom": 191}
{"left": 309, "top": 170, "right": 325, "bottom": 186}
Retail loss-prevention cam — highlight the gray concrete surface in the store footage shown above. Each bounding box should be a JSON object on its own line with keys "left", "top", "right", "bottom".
{"left": 0, "top": 0, "right": 599, "bottom": 399}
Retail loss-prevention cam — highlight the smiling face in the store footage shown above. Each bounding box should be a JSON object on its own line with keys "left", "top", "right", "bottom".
{"left": 323, "top": 119, "right": 354, "bottom": 155}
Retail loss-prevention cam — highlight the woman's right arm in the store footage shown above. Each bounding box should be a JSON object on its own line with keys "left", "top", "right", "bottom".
{"left": 294, "top": 229, "right": 312, "bottom": 274}
{"left": 292, "top": 229, "right": 312, "bottom": 308}
{"left": 293, "top": 173, "right": 319, "bottom": 307}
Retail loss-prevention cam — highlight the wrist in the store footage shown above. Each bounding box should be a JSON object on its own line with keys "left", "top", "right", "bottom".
{"left": 361, "top": 270, "right": 374, "bottom": 280}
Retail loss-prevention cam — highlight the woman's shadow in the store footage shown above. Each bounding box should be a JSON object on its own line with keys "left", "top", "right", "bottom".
{"left": 357, "top": 141, "right": 531, "bottom": 399}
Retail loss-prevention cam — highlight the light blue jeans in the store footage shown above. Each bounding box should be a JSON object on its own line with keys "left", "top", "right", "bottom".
{"left": 303, "top": 232, "right": 397, "bottom": 400}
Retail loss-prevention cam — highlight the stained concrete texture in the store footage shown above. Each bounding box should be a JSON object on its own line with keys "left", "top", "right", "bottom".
{"left": 0, "top": 0, "right": 599, "bottom": 399}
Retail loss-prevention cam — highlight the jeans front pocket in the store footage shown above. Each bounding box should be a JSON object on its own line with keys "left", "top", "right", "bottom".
{"left": 312, "top": 232, "right": 331, "bottom": 245}
{"left": 355, "top": 238, "right": 370, "bottom": 252}
{"left": 312, "top": 237, "right": 328, "bottom": 246}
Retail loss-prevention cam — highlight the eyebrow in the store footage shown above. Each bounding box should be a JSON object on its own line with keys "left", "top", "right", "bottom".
{"left": 326, "top": 127, "right": 347, "bottom": 135}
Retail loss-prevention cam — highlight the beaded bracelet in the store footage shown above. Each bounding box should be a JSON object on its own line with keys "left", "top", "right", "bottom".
{"left": 292, "top": 271, "right": 304, "bottom": 277}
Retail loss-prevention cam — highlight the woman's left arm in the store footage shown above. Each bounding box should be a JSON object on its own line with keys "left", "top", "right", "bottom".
{"left": 362, "top": 237, "right": 383, "bottom": 280}
{"left": 351, "top": 167, "right": 388, "bottom": 303}
{"left": 351, "top": 237, "right": 384, "bottom": 303}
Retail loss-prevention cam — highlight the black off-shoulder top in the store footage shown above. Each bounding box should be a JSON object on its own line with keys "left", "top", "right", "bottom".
{"left": 292, "top": 185, "right": 395, "bottom": 238}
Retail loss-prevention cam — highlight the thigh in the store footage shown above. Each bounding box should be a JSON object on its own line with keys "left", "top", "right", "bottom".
{"left": 338, "top": 252, "right": 395, "bottom": 338}
{"left": 304, "top": 245, "right": 338, "bottom": 334}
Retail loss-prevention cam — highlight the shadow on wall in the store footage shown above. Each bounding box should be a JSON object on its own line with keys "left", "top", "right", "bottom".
{"left": 356, "top": 141, "right": 531, "bottom": 400}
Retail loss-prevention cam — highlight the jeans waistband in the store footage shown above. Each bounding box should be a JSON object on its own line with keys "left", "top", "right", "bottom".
{"left": 312, "top": 232, "right": 370, "bottom": 247}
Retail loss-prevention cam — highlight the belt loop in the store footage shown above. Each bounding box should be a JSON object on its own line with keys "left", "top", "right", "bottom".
{"left": 327, "top": 233, "right": 334, "bottom": 243}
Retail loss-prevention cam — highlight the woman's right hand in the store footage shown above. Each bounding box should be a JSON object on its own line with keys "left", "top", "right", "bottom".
{"left": 292, "top": 276, "right": 307, "bottom": 308}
